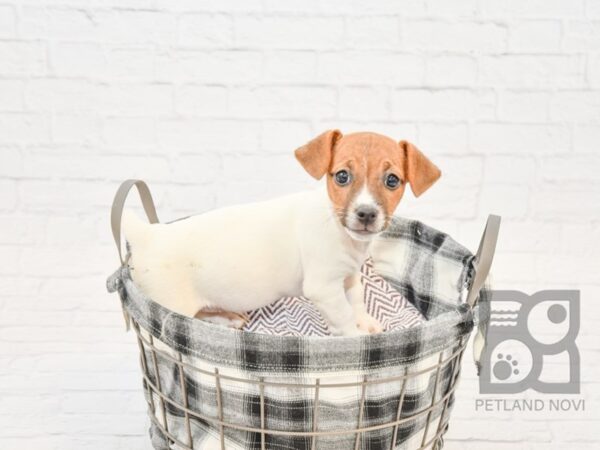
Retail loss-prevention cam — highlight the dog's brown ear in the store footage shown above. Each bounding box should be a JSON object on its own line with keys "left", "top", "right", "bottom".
{"left": 295, "top": 130, "right": 342, "bottom": 179}
{"left": 400, "top": 140, "right": 441, "bottom": 197}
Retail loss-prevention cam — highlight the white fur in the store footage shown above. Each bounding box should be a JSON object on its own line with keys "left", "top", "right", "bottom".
{"left": 123, "top": 187, "right": 382, "bottom": 336}
{"left": 344, "top": 186, "right": 386, "bottom": 241}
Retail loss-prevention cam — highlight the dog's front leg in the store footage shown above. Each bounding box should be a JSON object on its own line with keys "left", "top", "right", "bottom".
{"left": 303, "top": 277, "right": 363, "bottom": 336}
{"left": 345, "top": 273, "right": 383, "bottom": 334}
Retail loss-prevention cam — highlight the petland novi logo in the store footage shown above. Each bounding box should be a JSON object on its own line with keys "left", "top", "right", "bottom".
{"left": 479, "top": 290, "right": 580, "bottom": 394}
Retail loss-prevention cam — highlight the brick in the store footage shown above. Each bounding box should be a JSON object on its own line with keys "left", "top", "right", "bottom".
{"left": 399, "top": 185, "right": 478, "bottom": 220}
{"left": 0, "top": 113, "right": 50, "bottom": 144}
{"left": 587, "top": 1, "right": 600, "bottom": 18}
{"left": 157, "top": 119, "right": 261, "bottom": 152}
{"left": 0, "top": 147, "right": 23, "bottom": 177}
{"left": 97, "top": 10, "right": 177, "bottom": 44}
{"left": 0, "top": 179, "right": 17, "bottom": 211}
{"left": 330, "top": 52, "right": 421, "bottom": 86}
{"left": 215, "top": 180, "right": 309, "bottom": 207}
{"left": 102, "top": 116, "right": 157, "bottom": 151}
{"left": 0, "top": 80, "right": 24, "bottom": 111}
{"left": 261, "top": 121, "right": 312, "bottom": 153}
{"left": 402, "top": 21, "right": 507, "bottom": 52}
{"left": 392, "top": 89, "right": 476, "bottom": 121}
{"left": 263, "top": 0, "right": 425, "bottom": 15}
{"left": 24, "top": 153, "right": 170, "bottom": 182}
{"left": 259, "top": 0, "right": 322, "bottom": 13}
{"left": 433, "top": 155, "right": 483, "bottom": 187}
{"left": 318, "top": 51, "right": 424, "bottom": 85}
{"left": 339, "top": 86, "right": 389, "bottom": 120}
{"left": 541, "top": 156, "right": 600, "bottom": 182}
{"left": 223, "top": 154, "right": 305, "bottom": 183}
{"left": 179, "top": 13, "right": 233, "bottom": 46}
{"left": 175, "top": 85, "right": 228, "bottom": 117}
{"left": 489, "top": 221, "right": 561, "bottom": 253}
{"left": 0, "top": 247, "right": 20, "bottom": 277}
{"left": 263, "top": 51, "right": 317, "bottom": 83}
{"left": 418, "top": 124, "right": 469, "bottom": 154}
{"left": 158, "top": 50, "right": 262, "bottom": 83}
{"left": 425, "top": 0, "right": 478, "bottom": 16}
{"left": 533, "top": 186, "right": 600, "bottom": 220}
{"left": 0, "top": 5, "right": 16, "bottom": 38}
{"left": 18, "top": 180, "right": 111, "bottom": 212}
{"left": 170, "top": 154, "right": 221, "bottom": 183}
{"left": 229, "top": 86, "right": 336, "bottom": 119}
{"left": 587, "top": 53, "right": 600, "bottom": 88}
{"left": 51, "top": 42, "right": 107, "bottom": 78}
{"left": 97, "top": 83, "right": 173, "bottom": 116}
{"left": 564, "top": 21, "right": 600, "bottom": 51}
{"left": 45, "top": 8, "right": 100, "bottom": 40}
{"left": 319, "top": 121, "right": 417, "bottom": 140}
{"left": 107, "top": 47, "right": 158, "bottom": 81}
{"left": 43, "top": 216, "right": 100, "bottom": 246}
{"left": 234, "top": 16, "right": 344, "bottom": 49}
{"left": 162, "top": 184, "right": 215, "bottom": 213}
{"left": 508, "top": 20, "right": 562, "bottom": 52}
{"left": 345, "top": 17, "right": 399, "bottom": 49}
{"left": 0, "top": 276, "right": 41, "bottom": 298}
{"left": 537, "top": 252, "right": 600, "bottom": 283}
{"left": 561, "top": 224, "right": 600, "bottom": 255}
{"left": 25, "top": 79, "right": 100, "bottom": 113}
{"left": 471, "top": 123, "right": 570, "bottom": 154}
{"left": 480, "top": 55, "right": 584, "bottom": 88}
{"left": 17, "top": 5, "right": 47, "bottom": 39}
{"left": 0, "top": 41, "right": 46, "bottom": 76}
{"left": 573, "top": 124, "right": 600, "bottom": 152}
{"left": 157, "top": 0, "right": 263, "bottom": 13}
{"left": 498, "top": 91, "right": 550, "bottom": 122}
{"left": 483, "top": 155, "right": 536, "bottom": 184}
{"left": 479, "top": 184, "right": 529, "bottom": 218}
{"left": 52, "top": 114, "right": 99, "bottom": 145}
{"left": 447, "top": 418, "right": 550, "bottom": 442}
{"left": 549, "top": 91, "right": 600, "bottom": 123}
{"left": 426, "top": 55, "right": 477, "bottom": 87}
{"left": 482, "top": 0, "right": 585, "bottom": 18}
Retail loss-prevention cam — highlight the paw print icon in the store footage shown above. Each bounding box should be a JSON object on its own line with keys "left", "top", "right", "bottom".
{"left": 479, "top": 290, "right": 580, "bottom": 394}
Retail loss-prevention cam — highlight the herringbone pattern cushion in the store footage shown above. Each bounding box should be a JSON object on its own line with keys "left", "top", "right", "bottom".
{"left": 244, "top": 259, "right": 425, "bottom": 336}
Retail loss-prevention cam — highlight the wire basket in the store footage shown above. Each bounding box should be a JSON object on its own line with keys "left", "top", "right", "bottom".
{"left": 107, "top": 180, "right": 500, "bottom": 450}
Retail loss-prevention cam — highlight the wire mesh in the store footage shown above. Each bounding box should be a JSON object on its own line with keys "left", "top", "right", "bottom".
{"left": 132, "top": 320, "right": 468, "bottom": 450}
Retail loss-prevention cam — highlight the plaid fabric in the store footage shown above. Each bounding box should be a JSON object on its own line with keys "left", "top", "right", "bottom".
{"left": 107, "top": 217, "right": 488, "bottom": 450}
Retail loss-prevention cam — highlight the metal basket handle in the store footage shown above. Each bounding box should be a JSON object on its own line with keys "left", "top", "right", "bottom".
{"left": 466, "top": 214, "right": 501, "bottom": 308}
{"left": 111, "top": 179, "right": 160, "bottom": 265}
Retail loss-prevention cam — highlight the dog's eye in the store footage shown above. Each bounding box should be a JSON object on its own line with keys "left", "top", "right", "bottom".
{"left": 334, "top": 170, "right": 352, "bottom": 186}
{"left": 384, "top": 173, "right": 401, "bottom": 189}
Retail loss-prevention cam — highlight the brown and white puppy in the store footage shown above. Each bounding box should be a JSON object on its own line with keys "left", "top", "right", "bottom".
{"left": 297, "top": 130, "right": 440, "bottom": 241}
{"left": 123, "top": 131, "right": 440, "bottom": 335}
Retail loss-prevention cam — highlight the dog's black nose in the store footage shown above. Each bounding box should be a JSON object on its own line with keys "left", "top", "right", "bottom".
{"left": 355, "top": 205, "right": 378, "bottom": 226}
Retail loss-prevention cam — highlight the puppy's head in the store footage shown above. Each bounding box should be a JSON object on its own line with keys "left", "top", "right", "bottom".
{"left": 295, "top": 130, "right": 441, "bottom": 241}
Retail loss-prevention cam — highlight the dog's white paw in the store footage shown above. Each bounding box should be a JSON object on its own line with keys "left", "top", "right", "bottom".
{"left": 356, "top": 313, "right": 383, "bottom": 334}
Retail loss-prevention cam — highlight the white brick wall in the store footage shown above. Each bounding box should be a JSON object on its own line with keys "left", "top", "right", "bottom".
{"left": 1, "top": 0, "right": 599, "bottom": 448}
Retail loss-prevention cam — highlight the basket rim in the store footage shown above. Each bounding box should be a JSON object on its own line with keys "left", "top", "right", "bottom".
{"left": 107, "top": 218, "right": 480, "bottom": 373}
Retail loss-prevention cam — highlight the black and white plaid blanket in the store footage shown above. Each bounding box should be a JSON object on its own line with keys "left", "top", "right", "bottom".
{"left": 107, "top": 217, "right": 487, "bottom": 450}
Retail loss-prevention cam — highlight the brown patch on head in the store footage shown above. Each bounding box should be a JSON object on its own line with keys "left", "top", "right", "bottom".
{"left": 295, "top": 131, "right": 441, "bottom": 233}
{"left": 325, "top": 133, "right": 404, "bottom": 224}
